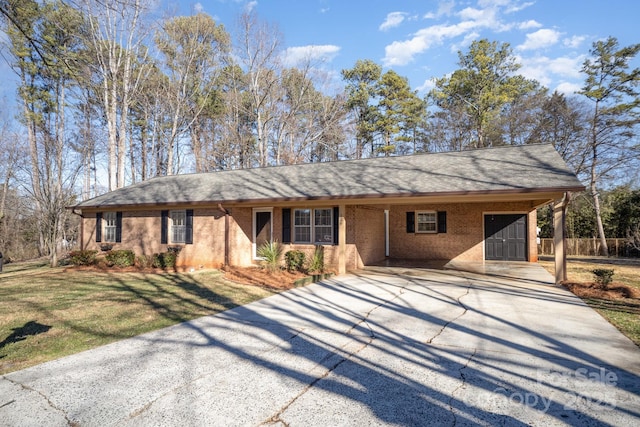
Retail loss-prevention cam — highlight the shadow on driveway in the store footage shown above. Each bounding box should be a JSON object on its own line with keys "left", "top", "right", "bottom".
{"left": 1, "top": 264, "right": 639, "bottom": 426}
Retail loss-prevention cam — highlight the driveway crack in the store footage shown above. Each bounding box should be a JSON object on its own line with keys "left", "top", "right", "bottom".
{"left": 449, "top": 348, "right": 477, "bottom": 426}
{"left": 426, "top": 280, "right": 471, "bottom": 344}
{"left": 260, "top": 280, "right": 411, "bottom": 426}
{"left": 3, "top": 376, "right": 77, "bottom": 426}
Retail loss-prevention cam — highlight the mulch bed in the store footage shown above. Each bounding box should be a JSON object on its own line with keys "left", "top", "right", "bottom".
{"left": 221, "top": 266, "right": 308, "bottom": 290}
{"left": 563, "top": 281, "right": 640, "bottom": 300}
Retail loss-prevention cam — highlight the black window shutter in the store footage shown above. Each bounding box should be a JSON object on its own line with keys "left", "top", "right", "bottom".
{"left": 437, "top": 211, "right": 447, "bottom": 233}
{"left": 161, "top": 210, "right": 169, "bottom": 244}
{"left": 333, "top": 206, "right": 339, "bottom": 245}
{"left": 115, "top": 212, "right": 123, "bottom": 243}
{"left": 185, "top": 209, "right": 194, "bottom": 244}
{"left": 406, "top": 211, "right": 415, "bottom": 233}
{"left": 95, "top": 212, "right": 102, "bottom": 242}
{"left": 282, "top": 208, "right": 291, "bottom": 243}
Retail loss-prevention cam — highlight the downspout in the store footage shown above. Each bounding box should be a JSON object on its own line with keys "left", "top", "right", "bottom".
{"left": 218, "top": 204, "right": 230, "bottom": 266}
{"left": 70, "top": 207, "right": 84, "bottom": 251}
{"left": 384, "top": 209, "right": 390, "bottom": 257}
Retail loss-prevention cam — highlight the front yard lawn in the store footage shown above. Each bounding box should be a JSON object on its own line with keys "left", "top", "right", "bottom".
{"left": 538, "top": 256, "right": 640, "bottom": 347}
{"left": 0, "top": 262, "right": 285, "bottom": 374}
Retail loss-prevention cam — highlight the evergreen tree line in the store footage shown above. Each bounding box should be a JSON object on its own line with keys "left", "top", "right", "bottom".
{"left": 0, "top": 0, "right": 639, "bottom": 264}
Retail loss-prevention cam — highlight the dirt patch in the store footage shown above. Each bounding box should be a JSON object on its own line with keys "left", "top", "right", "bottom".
{"left": 221, "top": 266, "right": 309, "bottom": 290}
{"left": 564, "top": 281, "right": 640, "bottom": 300}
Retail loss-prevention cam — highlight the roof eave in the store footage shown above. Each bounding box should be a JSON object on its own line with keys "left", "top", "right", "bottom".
{"left": 69, "top": 185, "right": 585, "bottom": 211}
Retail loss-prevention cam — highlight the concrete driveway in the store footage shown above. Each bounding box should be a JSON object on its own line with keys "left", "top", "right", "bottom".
{"left": 1, "top": 263, "right": 639, "bottom": 426}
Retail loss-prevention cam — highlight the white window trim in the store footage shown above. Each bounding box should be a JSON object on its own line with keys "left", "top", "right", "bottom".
{"left": 170, "top": 210, "right": 187, "bottom": 244}
{"left": 415, "top": 211, "right": 437, "bottom": 234}
{"left": 293, "top": 208, "right": 312, "bottom": 244}
{"left": 103, "top": 212, "right": 117, "bottom": 243}
{"left": 293, "top": 208, "right": 333, "bottom": 245}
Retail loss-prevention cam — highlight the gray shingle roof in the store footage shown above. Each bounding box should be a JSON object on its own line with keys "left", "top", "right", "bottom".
{"left": 74, "top": 144, "right": 584, "bottom": 209}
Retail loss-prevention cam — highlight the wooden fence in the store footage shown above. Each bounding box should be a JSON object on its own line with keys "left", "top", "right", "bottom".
{"left": 538, "top": 238, "right": 638, "bottom": 257}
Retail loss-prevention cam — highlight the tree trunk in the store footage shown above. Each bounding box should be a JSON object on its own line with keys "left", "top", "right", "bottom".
{"left": 591, "top": 158, "right": 609, "bottom": 256}
{"left": 590, "top": 101, "right": 609, "bottom": 257}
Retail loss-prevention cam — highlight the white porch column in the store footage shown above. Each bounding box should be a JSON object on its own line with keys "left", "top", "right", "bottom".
{"left": 338, "top": 204, "right": 346, "bottom": 274}
{"left": 553, "top": 193, "right": 570, "bottom": 284}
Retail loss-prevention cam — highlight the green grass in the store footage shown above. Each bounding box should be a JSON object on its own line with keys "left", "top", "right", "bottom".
{"left": 539, "top": 256, "right": 640, "bottom": 347}
{"left": 0, "top": 261, "right": 279, "bottom": 374}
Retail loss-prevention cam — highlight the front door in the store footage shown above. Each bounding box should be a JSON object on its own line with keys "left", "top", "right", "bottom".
{"left": 253, "top": 209, "right": 272, "bottom": 258}
{"left": 484, "top": 214, "right": 527, "bottom": 261}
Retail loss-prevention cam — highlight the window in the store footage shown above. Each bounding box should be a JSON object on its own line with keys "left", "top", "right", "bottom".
{"left": 416, "top": 211, "right": 437, "bottom": 233}
{"left": 294, "top": 209, "right": 311, "bottom": 243}
{"left": 314, "top": 208, "right": 333, "bottom": 244}
{"left": 104, "top": 212, "right": 117, "bottom": 242}
{"left": 293, "top": 208, "right": 333, "bottom": 244}
{"left": 161, "top": 210, "right": 193, "bottom": 245}
{"left": 171, "top": 210, "right": 186, "bottom": 243}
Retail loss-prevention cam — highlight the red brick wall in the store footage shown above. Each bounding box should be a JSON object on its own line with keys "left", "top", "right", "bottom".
{"left": 82, "top": 209, "right": 229, "bottom": 269}
{"left": 353, "top": 205, "right": 386, "bottom": 267}
{"left": 389, "top": 202, "right": 538, "bottom": 262}
{"left": 82, "top": 201, "right": 539, "bottom": 270}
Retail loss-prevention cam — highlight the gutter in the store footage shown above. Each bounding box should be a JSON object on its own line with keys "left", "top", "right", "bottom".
{"left": 69, "top": 186, "right": 587, "bottom": 210}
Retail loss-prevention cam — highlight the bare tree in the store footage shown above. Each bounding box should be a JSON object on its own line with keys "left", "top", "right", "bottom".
{"left": 0, "top": 104, "right": 24, "bottom": 255}
{"left": 81, "top": 0, "right": 151, "bottom": 190}
{"left": 155, "top": 12, "right": 230, "bottom": 175}
{"left": 235, "top": 10, "right": 283, "bottom": 167}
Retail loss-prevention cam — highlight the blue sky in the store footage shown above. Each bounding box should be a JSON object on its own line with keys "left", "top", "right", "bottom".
{"left": 0, "top": 0, "right": 637, "bottom": 102}
{"left": 188, "top": 0, "right": 639, "bottom": 95}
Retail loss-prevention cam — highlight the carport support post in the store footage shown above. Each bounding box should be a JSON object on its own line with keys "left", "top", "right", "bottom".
{"left": 553, "top": 193, "right": 570, "bottom": 284}
{"left": 338, "top": 204, "right": 346, "bottom": 274}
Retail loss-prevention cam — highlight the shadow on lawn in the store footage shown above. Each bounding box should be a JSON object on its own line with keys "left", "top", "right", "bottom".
{"left": 0, "top": 321, "right": 51, "bottom": 352}
{"left": 5, "top": 266, "right": 640, "bottom": 425}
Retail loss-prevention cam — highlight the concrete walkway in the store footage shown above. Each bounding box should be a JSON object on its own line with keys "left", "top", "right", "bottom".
{"left": 1, "top": 263, "right": 639, "bottom": 426}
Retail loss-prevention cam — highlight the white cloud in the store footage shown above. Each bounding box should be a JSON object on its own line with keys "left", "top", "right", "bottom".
{"left": 244, "top": 1, "right": 257, "bottom": 13}
{"left": 517, "top": 54, "right": 585, "bottom": 88}
{"left": 563, "top": 35, "right": 586, "bottom": 49}
{"left": 504, "top": 1, "right": 535, "bottom": 13}
{"left": 379, "top": 12, "right": 408, "bottom": 31}
{"left": 383, "top": 1, "right": 512, "bottom": 67}
{"left": 282, "top": 45, "right": 341, "bottom": 67}
{"left": 383, "top": 20, "right": 476, "bottom": 66}
{"left": 193, "top": 2, "right": 204, "bottom": 13}
{"left": 451, "top": 31, "right": 480, "bottom": 53}
{"left": 518, "top": 28, "right": 562, "bottom": 50}
{"left": 424, "top": 0, "right": 456, "bottom": 19}
{"left": 555, "top": 81, "right": 582, "bottom": 95}
{"left": 518, "top": 20, "right": 542, "bottom": 30}
{"left": 417, "top": 77, "right": 437, "bottom": 94}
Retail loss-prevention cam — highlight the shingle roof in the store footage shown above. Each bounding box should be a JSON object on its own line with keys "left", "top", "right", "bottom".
{"left": 74, "top": 144, "right": 584, "bottom": 209}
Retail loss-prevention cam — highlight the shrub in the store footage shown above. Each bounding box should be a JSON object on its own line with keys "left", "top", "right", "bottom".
{"left": 285, "top": 250, "right": 306, "bottom": 272}
{"left": 68, "top": 250, "right": 98, "bottom": 266}
{"left": 136, "top": 255, "right": 154, "bottom": 269}
{"left": 257, "top": 241, "right": 282, "bottom": 273}
{"left": 593, "top": 268, "right": 614, "bottom": 287}
{"left": 152, "top": 251, "right": 178, "bottom": 269}
{"left": 307, "top": 246, "right": 324, "bottom": 273}
{"left": 105, "top": 250, "right": 135, "bottom": 267}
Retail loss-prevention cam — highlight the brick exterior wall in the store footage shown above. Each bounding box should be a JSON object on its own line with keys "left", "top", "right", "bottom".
{"left": 81, "top": 200, "right": 538, "bottom": 271}
{"left": 388, "top": 202, "right": 538, "bottom": 262}
{"left": 353, "top": 205, "right": 386, "bottom": 267}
